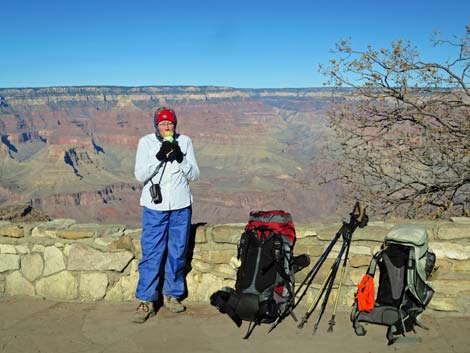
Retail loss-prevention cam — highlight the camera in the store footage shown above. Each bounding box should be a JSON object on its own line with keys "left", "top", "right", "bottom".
{"left": 149, "top": 183, "right": 163, "bottom": 204}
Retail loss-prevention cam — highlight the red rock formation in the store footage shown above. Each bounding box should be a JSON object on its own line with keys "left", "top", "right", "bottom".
{"left": 0, "top": 86, "right": 343, "bottom": 226}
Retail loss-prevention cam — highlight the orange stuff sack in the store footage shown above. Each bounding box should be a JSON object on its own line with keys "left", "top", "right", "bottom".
{"left": 356, "top": 274, "right": 375, "bottom": 312}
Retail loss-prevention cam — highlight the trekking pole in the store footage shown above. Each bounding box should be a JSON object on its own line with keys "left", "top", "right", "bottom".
{"left": 268, "top": 202, "right": 367, "bottom": 333}
{"left": 291, "top": 236, "right": 338, "bottom": 309}
{"left": 327, "top": 230, "right": 353, "bottom": 333}
{"left": 310, "top": 239, "right": 348, "bottom": 335}
{"left": 308, "top": 203, "right": 368, "bottom": 334}
{"left": 297, "top": 266, "right": 335, "bottom": 329}
{"left": 297, "top": 202, "right": 366, "bottom": 310}
{"left": 323, "top": 202, "right": 366, "bottom": 333}
{"left": 299, "top": 203, "right": 365, "bottom": 330}
{"left": 293, "top": 228, "right": 343, "bottom": 305}
{"left": 268, "top": 231, "right": 341, "bottom": 333}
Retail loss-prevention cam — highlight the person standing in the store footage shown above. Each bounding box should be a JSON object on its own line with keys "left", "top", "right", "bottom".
{"left": 131, "top": 107, "right": 200, "bottom": 323}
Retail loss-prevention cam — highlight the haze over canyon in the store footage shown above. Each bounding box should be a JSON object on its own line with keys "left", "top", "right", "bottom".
{"left": 0, "top": 86, "right": 344, "bottom": 227}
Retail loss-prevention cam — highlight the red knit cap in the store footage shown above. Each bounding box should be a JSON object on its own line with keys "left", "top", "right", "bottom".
{"left": 154, "top": 108, "right": 177, "bottom": 127}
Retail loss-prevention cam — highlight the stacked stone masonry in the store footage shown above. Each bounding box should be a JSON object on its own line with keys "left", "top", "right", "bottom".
{"left": 0, "top": 218, "right": 469, "bottom": 314}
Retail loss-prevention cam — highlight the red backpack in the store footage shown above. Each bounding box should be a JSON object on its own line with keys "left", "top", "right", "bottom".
{"left": 211, "top": 210, "right": 308, "bottom": 338}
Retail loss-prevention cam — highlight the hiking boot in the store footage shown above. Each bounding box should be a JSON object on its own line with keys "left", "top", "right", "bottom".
{"left": 163, "top": 296, "right": 186, "bottom": 313}
{"left": 130, "top": 301, "right": 156, "bottom": 323}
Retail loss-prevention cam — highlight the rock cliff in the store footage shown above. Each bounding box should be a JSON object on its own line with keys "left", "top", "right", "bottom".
{"left": 0, "top": 86, "right": 339, "bottom": 226}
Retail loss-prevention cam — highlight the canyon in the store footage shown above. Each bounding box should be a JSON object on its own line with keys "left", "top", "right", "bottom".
{"left": 0, "top": 86, "right": 343, "bottom": 227}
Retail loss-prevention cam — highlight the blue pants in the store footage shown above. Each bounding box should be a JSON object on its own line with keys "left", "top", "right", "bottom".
{"left": 135, "top": 206, "right": 191, "bottom": 302}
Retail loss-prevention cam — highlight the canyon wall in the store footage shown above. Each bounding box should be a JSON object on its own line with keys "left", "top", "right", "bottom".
{"left": 0, "top": 86, "right": 341, "bottom": 227}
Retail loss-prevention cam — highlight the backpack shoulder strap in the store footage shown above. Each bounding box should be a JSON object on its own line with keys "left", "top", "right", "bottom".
{"left": 367, "top": 248, "right": 385, "bottom": 277}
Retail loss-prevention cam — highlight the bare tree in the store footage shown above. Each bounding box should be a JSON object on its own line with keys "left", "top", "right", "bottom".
{"left": 318, "top": 26, "right": 470, "bottom": 218}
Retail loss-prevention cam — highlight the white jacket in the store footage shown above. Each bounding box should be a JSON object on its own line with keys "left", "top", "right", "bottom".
{"left": 134, "top": 133, "right": 200, "bottom": 211}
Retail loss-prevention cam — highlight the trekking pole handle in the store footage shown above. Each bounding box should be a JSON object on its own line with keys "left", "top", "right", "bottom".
{"left": 352, "top": 202, "right": 368, "bottom": 228}
{"left": 352, "top": 202, "right": 364, "bottom": 222}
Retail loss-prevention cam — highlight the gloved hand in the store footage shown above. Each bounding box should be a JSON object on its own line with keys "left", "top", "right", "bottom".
{"left": 156, "top": 141, "right": 174, "bottom": 161}
{"left": 172, "top": 143, "right": 184, "bottom": 163}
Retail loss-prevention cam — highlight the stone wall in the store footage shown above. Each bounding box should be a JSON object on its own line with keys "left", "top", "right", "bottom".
{"left": 1, "top": 218, "right": 469, "bottom": 314}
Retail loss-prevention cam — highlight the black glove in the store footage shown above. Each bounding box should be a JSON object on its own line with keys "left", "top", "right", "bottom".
{"left": 172, "top": 143, "right": 184, "bottom": 163}
{"left": 156, "top": 141, "right": 173, "bottom": 161}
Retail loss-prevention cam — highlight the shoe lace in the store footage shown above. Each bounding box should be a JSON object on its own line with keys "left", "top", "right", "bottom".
{"left": 136, "top": 302, "right": 150, "bottom": 313}
{"left": 167, "top": 297, "right": 181, "bottom": 305}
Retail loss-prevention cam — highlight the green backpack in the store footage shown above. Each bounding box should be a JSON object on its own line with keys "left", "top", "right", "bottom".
{"left": 351, "top": 224, "right": 436, "bottom": 344}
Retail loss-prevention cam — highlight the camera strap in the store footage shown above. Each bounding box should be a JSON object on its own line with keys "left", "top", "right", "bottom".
{"left": 148, "top": 161, "right": 167, "bottom": 186}
{"left": 144, "top": 161, "right": 167, "bottom": 186}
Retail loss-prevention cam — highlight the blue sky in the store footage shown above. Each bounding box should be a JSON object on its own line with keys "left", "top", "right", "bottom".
{"left": 1, "top": 0, "right": 468, "bottom": 88}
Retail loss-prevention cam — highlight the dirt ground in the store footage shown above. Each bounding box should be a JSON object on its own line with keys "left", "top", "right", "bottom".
{"left": 0, "top": 296, "right": 468, "bottom": 353}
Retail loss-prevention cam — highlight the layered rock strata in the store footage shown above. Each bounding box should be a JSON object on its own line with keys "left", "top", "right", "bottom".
{"left": 0, "top": 86, "right": 337, "bottom": 226}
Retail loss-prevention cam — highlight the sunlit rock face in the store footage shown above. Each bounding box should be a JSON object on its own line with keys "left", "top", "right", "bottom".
{"left": 0, "top": 86, "right": 343, "bottom": 226}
